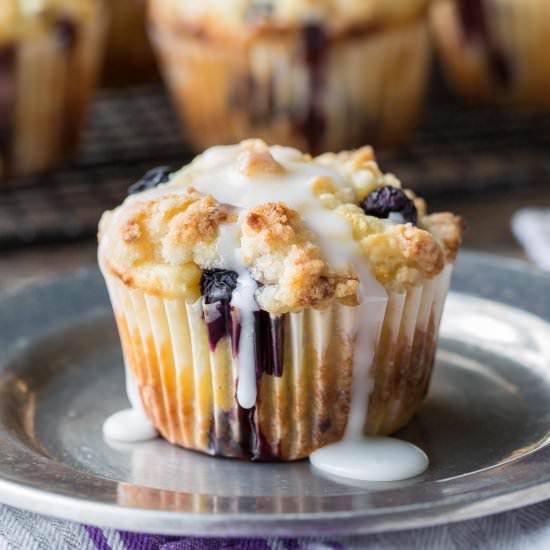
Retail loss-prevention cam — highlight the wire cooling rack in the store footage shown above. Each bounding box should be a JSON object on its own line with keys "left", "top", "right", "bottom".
{"left": 1, "top": 85, "right": 550, "bottom": 248}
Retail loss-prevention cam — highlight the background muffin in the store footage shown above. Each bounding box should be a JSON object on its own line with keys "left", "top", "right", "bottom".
{"left": 431, "top": 0, "right": 550, "bottom": 106}
{"left": 0, "top": 0, "right": 106, "bottom": 180}
{"left": 98, "top": 141, "right": 462, "bottom": 461}
{"left": 148, "top": 0, "right": 432, "bottom": 154}
{"left": 102, "top": 0, "right": 158, "bottom": 86}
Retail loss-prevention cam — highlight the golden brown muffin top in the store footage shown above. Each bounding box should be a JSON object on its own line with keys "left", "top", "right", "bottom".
{"left": 0, "top": 0, "right": 99, "bottom": 43}
{"left": 98, "top": 140, "right": 463, "bottom": 314}
{"left": 148, "top": 0, "right": 430, "bottom": 42}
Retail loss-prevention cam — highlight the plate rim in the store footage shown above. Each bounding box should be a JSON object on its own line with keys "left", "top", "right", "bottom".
{"left": 0, "top": 473, "right": 549, "bottom": 536}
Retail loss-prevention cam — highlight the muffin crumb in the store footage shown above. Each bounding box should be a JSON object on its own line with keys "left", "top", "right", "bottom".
{"left": 238, "top": 149, "right": 285, "bottom": 177}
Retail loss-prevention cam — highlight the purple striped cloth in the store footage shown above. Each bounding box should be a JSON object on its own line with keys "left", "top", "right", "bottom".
{"left": 84, "top": 528, "right": 347, "bottom": 549}
{"left": 2, "top": 502, "right": 550, "bottom": 549}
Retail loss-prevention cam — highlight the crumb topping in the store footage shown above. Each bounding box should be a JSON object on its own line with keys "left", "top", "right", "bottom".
{"left": 99, "top": 140, "right": 463, "bottom": 312}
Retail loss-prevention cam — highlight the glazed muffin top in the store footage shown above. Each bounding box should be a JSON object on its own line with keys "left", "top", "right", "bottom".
{"left": 0, "top": 0, "right": 98, "bottom": 43}
{"left": 149, "top": 0, "right": 430, "bottom": 42}
{"left": 98, "top": 140, "right": 463, "bottom": 314}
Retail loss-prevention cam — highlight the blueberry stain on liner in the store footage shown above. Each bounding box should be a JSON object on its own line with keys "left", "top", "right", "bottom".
{"left": 0, "top": 46, "right": 16, "bottom": 177}
{"left": 458, "top": 0, "right": 512, "bottom": 88}
{"left": 254, "top": 310, "right": 284, "bottom": 378}
{"left": 56, "top": 17, "right": 79, "bottom": 51}
{"left": 201, "top": 269, "right": 239, "bottom": 351}
{"left": 298, "top": 23, "right": 328, "bottom": 154}
{"left": 236, "top": 404, "right": 281, "bottom": 461}
{"left": 200, "top": 269, "right": 285, "bottom": 460}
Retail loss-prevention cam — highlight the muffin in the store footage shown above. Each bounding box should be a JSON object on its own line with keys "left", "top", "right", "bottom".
{"left": 148, "top": 0, "right": 432, "bottom": 154}
{"left": 98, "top": 140, "right": 463, "bottom": 461}
{"left": 431, "top": 0, "right": 550, "bottom": 106}
{"left": 0, "top": 0, "right": 106, "bottom": 180}
{"left": 102, "top": 0, "right": 158, "bottom": 85}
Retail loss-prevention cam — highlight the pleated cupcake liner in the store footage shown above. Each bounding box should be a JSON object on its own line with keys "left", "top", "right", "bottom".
{"left": 0, "top": 3, "right": 106, "bottom": 180}
{"left": 103, "top": 263, "right": 452, "bottom": 462}
{"left": 431, "top": 0, "right": 550, "bottom": 105}
{"left": 148, "top": 16, "right": 430, "bottom": 154}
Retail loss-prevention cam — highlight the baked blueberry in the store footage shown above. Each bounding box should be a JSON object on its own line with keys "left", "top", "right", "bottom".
{"left": 127, "top": 166, "right": 172, "bottom": 196}
{"left": 360, "top": 186, "right": 417, "bottom": 225}
{"left": 201, "top": 269, "right": 239, "bottom": 304}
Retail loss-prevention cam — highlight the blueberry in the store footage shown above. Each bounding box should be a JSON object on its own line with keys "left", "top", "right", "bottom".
{"left": 127, "top": 166, "right": 171, "bottom": 196}
{"left": 360, "top": 186, "right": 417, "bottom": 225}
{"left": 200, "top": 269, "right": 239, "bottom": 304}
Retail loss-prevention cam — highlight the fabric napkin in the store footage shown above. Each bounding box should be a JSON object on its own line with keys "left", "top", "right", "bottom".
{"left": 512, "top": 208, "right": 550, "bottom": 271}
{"left": 2, "top": 501, "right": 550, "bottom": 550}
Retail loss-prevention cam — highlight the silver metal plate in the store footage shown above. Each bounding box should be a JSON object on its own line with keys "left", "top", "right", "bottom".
{"left": 1, "top": 251, "right": 550, "bottom": 536}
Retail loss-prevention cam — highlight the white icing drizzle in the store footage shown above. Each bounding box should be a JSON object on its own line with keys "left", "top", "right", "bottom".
{"left": 310, "top": 269, "right": 452, "bottom": 481}
{"left": 345, "top": 260, "right": 388, "bottom": 439}
{"left": 307, "top": 261, "right": 420, "bottom": 483}
{"left": 135, "top": 144, "right": 359, "bottom": 270}
{"left": 216, "top": 220, "right": 259, "bottom": 409}
{"left": 103, "top": 409, "right": 158, "bottom": 443}
{"left": 231, "top": 271, "right": 259, "bottom": 409}
{"left": 100, "top": 278, "right": 159, "bottom": 443}
{"left": 196, "top": 145, "right": 383, "bottom": 409}
{"left": 310, "top": 438, "right": 428, "bottom": 482}
{"left": 216, "top": 222, "right": 242, "bottom": 270}
{"left": 102, "top": 364, "right": 159, "bottom": 442}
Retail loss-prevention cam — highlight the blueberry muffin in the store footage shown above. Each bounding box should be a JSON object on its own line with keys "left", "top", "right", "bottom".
{"left": 148, "top": 0, "right": 432, "bottom": 154}
{"left": 98, "top": 140, "right": 463, "bottom": 461}
{"left": 102, "top": 0, "right": 158, "bottom": 85}
{"left": 431, "top": 0, "right": 550, "bottom": 106}
{"left": 0, "top": 0, "right": 106, "bottom": 180}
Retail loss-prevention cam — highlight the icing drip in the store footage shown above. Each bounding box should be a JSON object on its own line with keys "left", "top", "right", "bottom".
{"left": 216, "top": 221, "right": 260, "bottom": 409}
{"left": 191, "top": 147, "right": 393, "bottom": 412}
{"left": 102, "top": 354, "right": 158, "bottom": 442}
{"left": 310, "top": 269, "right": 452, "bottom": 481}
{"left": 310, "top": 438, "right": 428, "bottom": 482}
{"left": 345, "top": 260, "right": 388, "bottom": 439}
{"left": 232, "top": 270, "right": 259, "bottom": 409}
{"left": 103, "top": 409, "right": 158, "bottom": 443}
{"left": 100, "top": 277, "right": 158, "bottom": 443}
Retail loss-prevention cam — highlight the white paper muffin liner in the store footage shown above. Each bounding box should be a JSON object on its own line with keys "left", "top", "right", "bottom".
{"left": 149, "top": 15, "right": 430, "bottom": 153}
{"left": 103, "top": 264, "right": 453, "bottom": 461}
{"left": 0, "top": 3, "right": 106, "bottom": 180}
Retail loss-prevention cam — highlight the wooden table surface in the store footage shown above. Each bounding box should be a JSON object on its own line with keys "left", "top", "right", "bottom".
{"left": 2, "top": 185, "right": 549, "bottom": 292}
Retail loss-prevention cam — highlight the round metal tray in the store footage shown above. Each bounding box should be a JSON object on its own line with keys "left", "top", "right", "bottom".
{"left": 0, "top": 251, "right": 549, "bottom": 536}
